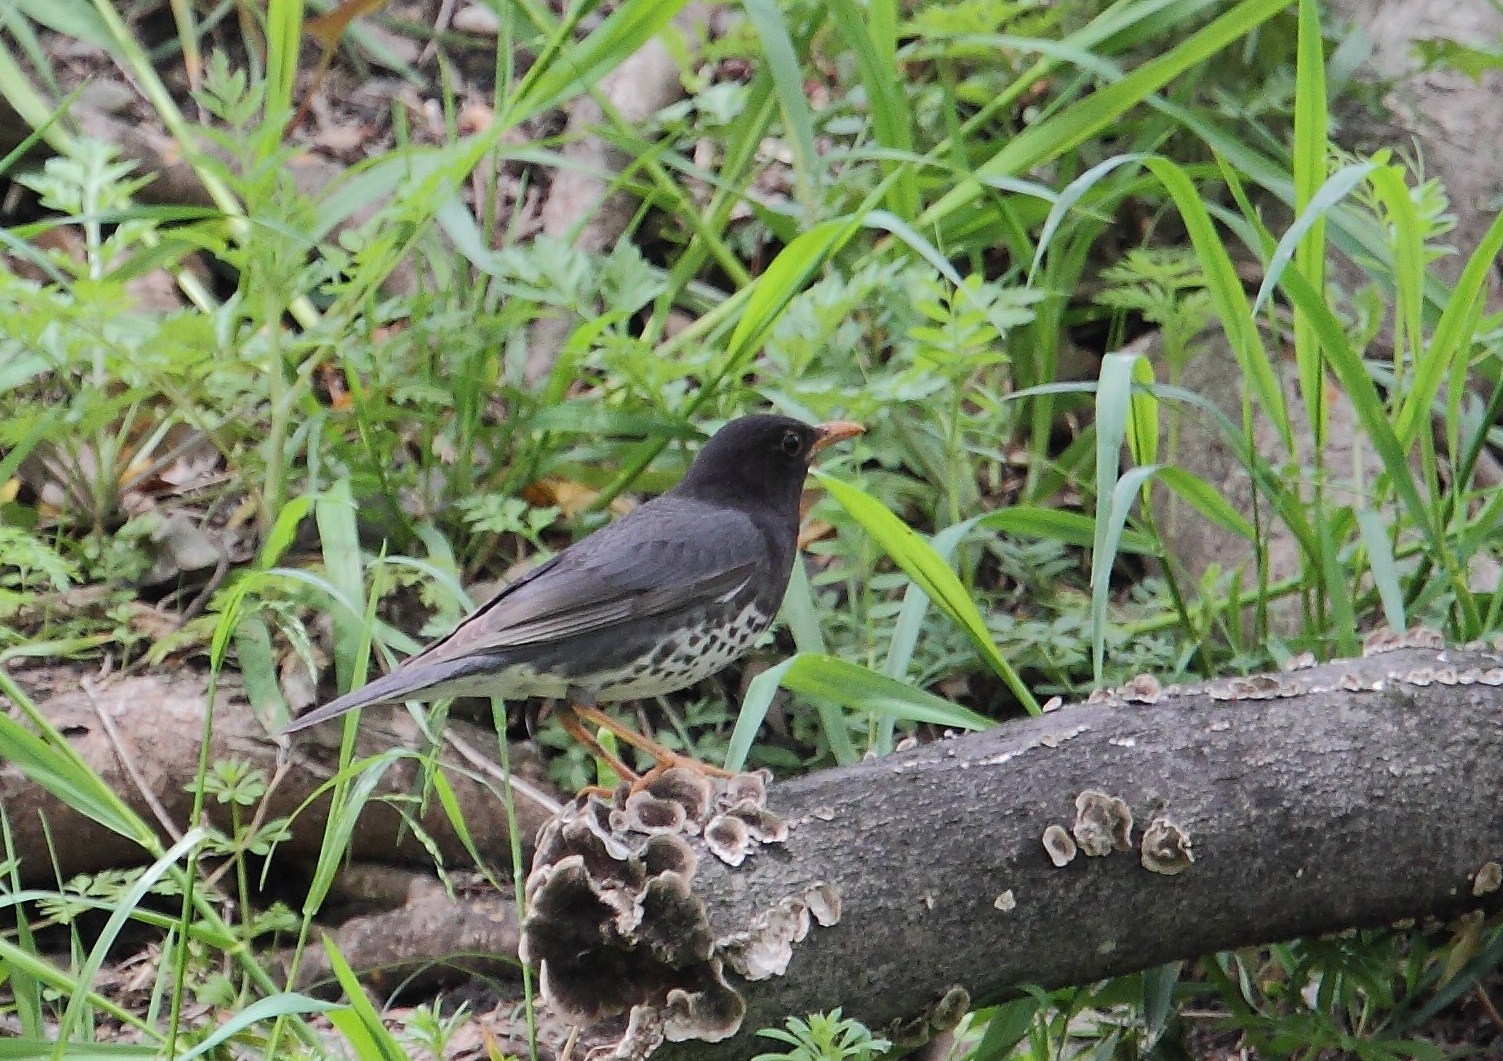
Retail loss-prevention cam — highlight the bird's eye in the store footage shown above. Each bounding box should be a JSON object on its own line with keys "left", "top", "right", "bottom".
{"left": 780, "top": 430, "right": 803, "bottom": 456}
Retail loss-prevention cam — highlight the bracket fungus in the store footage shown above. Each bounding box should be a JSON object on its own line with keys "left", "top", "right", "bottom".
{"left": 520, "top": 767, "right": 829, "bottom": 1057}
{"left": 1072, "top": 790, "right": 1133, "bottom": 857}
{"left": 1140, "top": 816, "right": 1194, "bottom": 875}
{"left": 1042, "top": 824, "right": 1078, "bottom": 867}
{"left": 1117, "top": 673, "right": 1162, "bottom": 703}
{"left": 704, "top": 814, "right": 753, "bottom": 867}
{"left": 717, "top": 884, "right": 841, "bottom": 982}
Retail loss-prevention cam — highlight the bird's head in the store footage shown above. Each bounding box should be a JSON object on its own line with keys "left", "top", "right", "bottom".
{"left": 673, "top": 414, "right": 864, "bottom": 514}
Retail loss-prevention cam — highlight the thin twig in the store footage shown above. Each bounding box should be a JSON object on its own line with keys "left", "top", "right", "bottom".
{"left": 81, "top": 677, "right": 184, "bottom": 842}
{"left": 1475, "top": 982, "right": 1503, "bottom": 1034}
{"left": 443, "top": 729, "right": 565, "bottom": 817}
{"left": 175, "top": 549, "right": 231, "bottom": 628}
{"left": 420, "top": 0, "right": 458, "bottom": 64}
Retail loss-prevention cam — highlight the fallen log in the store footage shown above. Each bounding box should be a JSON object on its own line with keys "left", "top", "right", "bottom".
{"left": 0, "top": 666, "right": 561, "bottom": 888}
{"left": 519, "top": 637, "right": 1503, "bottom": 1059}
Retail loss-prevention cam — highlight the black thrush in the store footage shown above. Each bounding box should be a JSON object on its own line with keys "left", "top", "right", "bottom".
{"left": 281, "top": 414, "right": 864, "bottom": 785}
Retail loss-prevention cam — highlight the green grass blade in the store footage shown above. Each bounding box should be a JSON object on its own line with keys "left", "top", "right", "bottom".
{"left": 1127, "top": 353, "right": 1159, "bottom": 468}
{"left": 0, "top": 937, "right": 153, "bottom": 1037}
{"left": 1093, "top": 466, "right": 1160, "bottom": 683}
{"left": 1356, "top": 508, "right": 1406, "bottom": 633}
{"left": 1251, "top": 162, "right": 1375, "bottom": 316}
{"left": 1140, "top": 156, "right": 1290, "bottom": 451}
{"left": 301, "top": 751, "right": 405, "bottom": 913}
{"left": 742, "top": 0, "right": 820, "bottom": 214}
{"left": 1030, "top": 154, "right": 1145, "bottom": 283}
{"left": 1275, "top": 265, "right": 1433, "bottom": 538}
{"left": 919, "top": 0, "right": 1290, "bottom": 229}
{"left": 724, "top": 659, "right": 789, "bottom": 773}
{"left": 513, "top": 0, "right": 691, "bottom": 124}
{"left": 1155, "top": 468, "right": 1257, "bottom": 540}
{"left": 955, "top": 500, "right": 1159, "bottom": 555}
{"left": 0, "top": 1046, "right": 157, "bottom": 1059}
{"left": 1090, "top": 351, "right": 1138, "bottom": 684}
{"left": 777, "top": 653, "right": 993, "bottom": 729}
{"left": 315, "top": 482, "right": 370, "bottom": 696}
{"left": 781, "top": 560, "right": 860, "bottom": 766}
{"left": 825, "top": 0, "right": 917, "bottom": 217}
{"left": 727, "top": 653, "right": 992, "bottom": 772}
{"left": 1368, "top": 164, "right": 1427, "bottom": 397}
{"left": 1289, "top": 0, "right": 1330, "bottom": 447}
{"left": 725, "top": 216, "right": 864, "bottom": 364}
{"left": 877, "top": 518, "right": 992, "bottom": 753}
{"left": 175, "top": 994, "right": 338, "bottom": 1061}
{"left": 0, "top": 675, "right": 155, "bottom": 846}
{"left": 264, "top": 0, "right": 304, "bottom": 119}
{"left": 54, "top": 830, "right": 206, "bottom": 1059}
{"left": 816, "top": 472, "right": 1039, "bottom": 715}
{"left": 321, "top": 934, "right": 408, "bottom": 1060}
{"left": 1397, "top": 199, "right": 1503, "bottom": 450}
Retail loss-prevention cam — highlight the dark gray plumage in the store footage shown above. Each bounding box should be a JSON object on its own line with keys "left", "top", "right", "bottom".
{"left": 282, "top": 415, "right": 862, "bottom": 737}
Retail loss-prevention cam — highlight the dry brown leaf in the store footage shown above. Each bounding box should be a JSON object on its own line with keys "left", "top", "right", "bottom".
{"left": 797, "top": 518, "right": 835, "bottom": 551}
{"left": 305, "top": 0, "right": 391, "bottom": 49}
{"left": 522, "top": 476, "right": 633, "bottom": 518}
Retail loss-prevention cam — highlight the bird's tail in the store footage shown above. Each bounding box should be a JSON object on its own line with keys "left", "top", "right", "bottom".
{"left": 279, "top": 657, "right": 482, "bottom": 734}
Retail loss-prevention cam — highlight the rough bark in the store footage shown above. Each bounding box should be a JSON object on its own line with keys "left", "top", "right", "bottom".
{"left": 281, "top": 871, "right": 522, "bottom": 997}
{"left": 520, "top": 638, "right": 1503, "bottom": 1060}
{"left": 0, "top": 666, "right": 562, "bottom": 888}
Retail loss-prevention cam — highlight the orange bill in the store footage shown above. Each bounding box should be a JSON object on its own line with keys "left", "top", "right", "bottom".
{"left": 811, "top": 420, "right": 864, "bottom": 455}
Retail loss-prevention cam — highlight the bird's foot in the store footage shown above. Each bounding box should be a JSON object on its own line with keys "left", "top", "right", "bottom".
{"left": 568, "top": 703, "right": 734, "bottom": 793}
{"left": 576, "top": 782, "right": 623, "bottom": 802}
{"left": 556, "top": 706, "right": 642, "bottom": 791}
{"left": 632, "top": 751, "right": 734, "bottom": 793}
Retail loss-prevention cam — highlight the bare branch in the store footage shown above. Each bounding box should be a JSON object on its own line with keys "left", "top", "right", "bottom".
{"left": 520, "top": 641, "right": 1503, "bottom": 1060}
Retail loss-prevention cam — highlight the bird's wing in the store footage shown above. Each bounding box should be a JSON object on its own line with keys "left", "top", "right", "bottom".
{"left": 408, "top": 503, "right": 763, "bottom": 665}
{"left": 280, "top": 505, "right": 764, "bottom": 734}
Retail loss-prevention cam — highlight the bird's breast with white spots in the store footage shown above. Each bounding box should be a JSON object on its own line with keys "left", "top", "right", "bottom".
{"left": 589, "top": 603, "right": 773, "bottom": 699}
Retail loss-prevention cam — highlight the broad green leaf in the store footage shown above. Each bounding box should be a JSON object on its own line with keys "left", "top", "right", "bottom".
{"left": 175, "top": 994, "right": 337, "bottom": 1061}
{"left": 968, "top": 997, "right": 1041, "bottom": 1061}
{"left": 816, "top": 472, "right": 1039, "bottom": 715}
{"left": 322, "top": 936, "right": 408, "bottom": 1061}
{"left": 1356, "top": 509, "right": 1406, "bottom": 633}
{"left": 1155, "top": 467, "right": 1256, "bottom": 540}
{"left": 727, "top": 654, "right": 991, "bottom": 772}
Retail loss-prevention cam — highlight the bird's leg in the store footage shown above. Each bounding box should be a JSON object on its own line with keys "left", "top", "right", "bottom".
{"left": 556, "top": 703, "right": 641, "bottom": 788}
{"left": 571, "top": 703, "right": 736, "bottom": 783}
